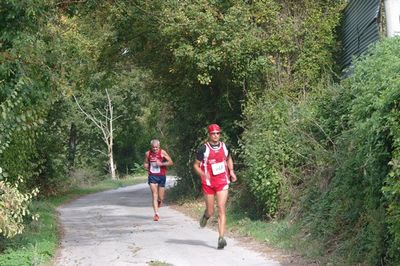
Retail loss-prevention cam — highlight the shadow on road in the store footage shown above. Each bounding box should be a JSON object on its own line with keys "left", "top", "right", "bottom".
{"left": 166, "top": 238, "right": 216, "bottom": 249}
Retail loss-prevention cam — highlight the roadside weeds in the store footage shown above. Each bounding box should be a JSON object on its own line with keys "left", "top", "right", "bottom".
{"left": 168, "top": 198, "right": 319, "bottom": 266}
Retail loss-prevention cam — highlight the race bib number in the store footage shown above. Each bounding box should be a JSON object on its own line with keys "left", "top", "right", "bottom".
{"left": 150, "top": 162, "right": 161, "bottom": 174}
{"left": 211, "top": 162, "right": 225, "bottom": 175}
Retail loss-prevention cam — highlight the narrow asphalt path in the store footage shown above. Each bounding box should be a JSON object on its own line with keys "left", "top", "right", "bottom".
{"left": 56, "top": 177, "right": 280, "bottom": 266}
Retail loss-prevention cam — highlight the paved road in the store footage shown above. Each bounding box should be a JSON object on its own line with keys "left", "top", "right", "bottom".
{"left": 56, "top": 177, "right": 280, "bottom": 266}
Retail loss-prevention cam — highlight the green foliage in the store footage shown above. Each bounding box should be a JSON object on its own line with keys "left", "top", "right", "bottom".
{"left": 1, "top": 0, "right": 150, "bottom": 194}
{"left": 1, "top": 0, "right": 149, "bottom": 238}
{"left": 0, "top": 178, "right": 39, "bottom": 238}
{"left": 3, "top": 1, "right": 398, "bottom": 264}
{"left": 240, "top": 92, "right": 289, "bottom": 217}
{"left": 107, "top": 69, "right": 152, "bottom": 173}
{"left": 239, "top": 0, "right": 344, "bottom": 218}
{"left": 1, "top": 0, "right": 57, "bottom": 188}
{"left": 30, "top": 100, "right": 70, "bottom": 194}
{"left": 297, "top": 37, "right": 400, "bottom": 265}
{"left": 71, "top": 68, "right": 150, "bottom": 175}
{"left": 108, "top": 0, "right": 345, "bottom": 199}
{"left": 385, "top": 147, "right": 400, "bottom": 262}
{"left": 343, "top": 37, "right": 400, "bottom": 264}
{"left": 0, "top": 0, "right": 84, "bottom": 198}
{"left": 110, "top": 0, "right": 249, "bottom": 194}
{"left": 239, "top": 36, "right": 400, "bottom": 264}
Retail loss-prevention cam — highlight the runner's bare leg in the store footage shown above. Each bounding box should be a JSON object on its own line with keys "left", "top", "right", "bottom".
{"left": 216, "top": 189, "right": 228, "bottom": 237}
{"left": 204, "top": 193, "right": 215, "bottom": 218}
{"left": 150, "top": 183, "right": 159, "bottom": 213}
{"left": 158, "top": 186, "right": 165, "bottom": 204}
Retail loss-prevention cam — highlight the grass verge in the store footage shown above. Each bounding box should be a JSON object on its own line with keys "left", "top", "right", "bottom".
{"left": 0, "top": 175, "right": 147, "bottom": 266}
{"left": 169, "top": 195, "right": 321, "bottom": 265}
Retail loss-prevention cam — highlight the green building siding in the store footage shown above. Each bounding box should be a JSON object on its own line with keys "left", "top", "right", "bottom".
{"left": 341, "top": 0, "right": 382, "bottom": 69}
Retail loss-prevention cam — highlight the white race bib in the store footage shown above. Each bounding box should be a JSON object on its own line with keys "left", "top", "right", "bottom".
{"left": 150, "top": 162, "right": 161, "bottom": 174}
{"left": 211, "top": 162, "right": 225, "bottom": 175}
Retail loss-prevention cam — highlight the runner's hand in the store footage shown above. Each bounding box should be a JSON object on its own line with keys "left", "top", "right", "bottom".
{"left": 230, "top": 170, "right": 237, "bottom": 182}
{"left": 202, "top": 172, "right": 211, "bottom": 182}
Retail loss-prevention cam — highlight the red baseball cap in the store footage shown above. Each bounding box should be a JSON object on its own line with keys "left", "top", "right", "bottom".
{"left": 208, "top": 124, "right": 221, "bottom": 133}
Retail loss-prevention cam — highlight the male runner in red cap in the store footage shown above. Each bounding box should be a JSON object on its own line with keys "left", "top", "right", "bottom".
{"left": 193, "top": 124, "right": 237, "bottom": 249}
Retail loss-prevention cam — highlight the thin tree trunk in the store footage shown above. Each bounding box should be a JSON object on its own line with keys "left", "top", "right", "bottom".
{"left": 107, "top": 89, "right": 117, "bottom": 180}
{"left": 73, "top": 88, "right": 120, "bottom": 179}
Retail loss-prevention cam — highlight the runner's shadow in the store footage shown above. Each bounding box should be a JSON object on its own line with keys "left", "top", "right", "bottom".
{"left": 166, "top": 239, "right": 215, "bottom": 249}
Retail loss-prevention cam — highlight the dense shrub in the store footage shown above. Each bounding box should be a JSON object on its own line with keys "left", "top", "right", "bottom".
{"left": 240, "top": 24, "right": 400, "bottom": 266}
{"left": 239, "top": 0, "right": 344, "bottom": 218}
{"left": 303, "top": 37, "right": 400, "bottom": 265}
{"left": 343, "top": 37, "right": 400, "bottom": 264}
{"left": 240, "top": 91, "right": 291, "bottom": 217}
{"left": 0, "top": 178, "right": 39, "bottom": 238}
{"left": 240, "top": 83, "right": 337, "bottom": 218}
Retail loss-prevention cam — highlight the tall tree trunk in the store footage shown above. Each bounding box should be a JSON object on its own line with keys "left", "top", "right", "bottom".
{"left": 109, "top": 149, "right": 116, "bottom": 179}
{"left": 107, "top": 90, "right": 117, "bottom": 180}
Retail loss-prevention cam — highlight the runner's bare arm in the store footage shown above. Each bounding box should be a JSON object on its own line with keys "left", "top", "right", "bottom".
{"left": 193, "top": 159, "right": 203, "bottom": 177}
{"left": 194, "top": 159, "right": 210, "bottom": 180}
{"left": 227, "top": 155, "right": 237, "bottom": 182}
{"left": 160, "top": 150, "right": 174, "bottom": 166}
{"left": 143, "top": 151, "right": 149, "bottom": 169}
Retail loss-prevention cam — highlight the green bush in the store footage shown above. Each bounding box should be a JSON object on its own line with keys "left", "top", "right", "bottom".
{"left": 303, "top": 37, "right": 400, "bottom": 265}
{"left": 240, "top": 35, "right": 400, "bottom": 266}
{"left": 240, "top": 86, "right": 336, "bottom": 218}
{"left": 0, "top": 177, "right": 39, "bottom": 238}
{"left": 344, "top": 37, "right": 400, "bottom": 264}
{"left": 240, "top": 92, "right": 290, "bottom": 217}
{"left": 237, "top": 0, "right": 344, "bottom": 218}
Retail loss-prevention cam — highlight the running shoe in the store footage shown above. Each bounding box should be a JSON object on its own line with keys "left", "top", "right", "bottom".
{"left": 153, "top": 214, "right": 159, "bottom": 221}
{"left": 157, "top": 199, "right": 162, "bottom": 208}
{"left": 217, "top": 236, "right": 227, "bottom": 249}
{"left": 199, "top": 212, "right": 209, "bottom": 228}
